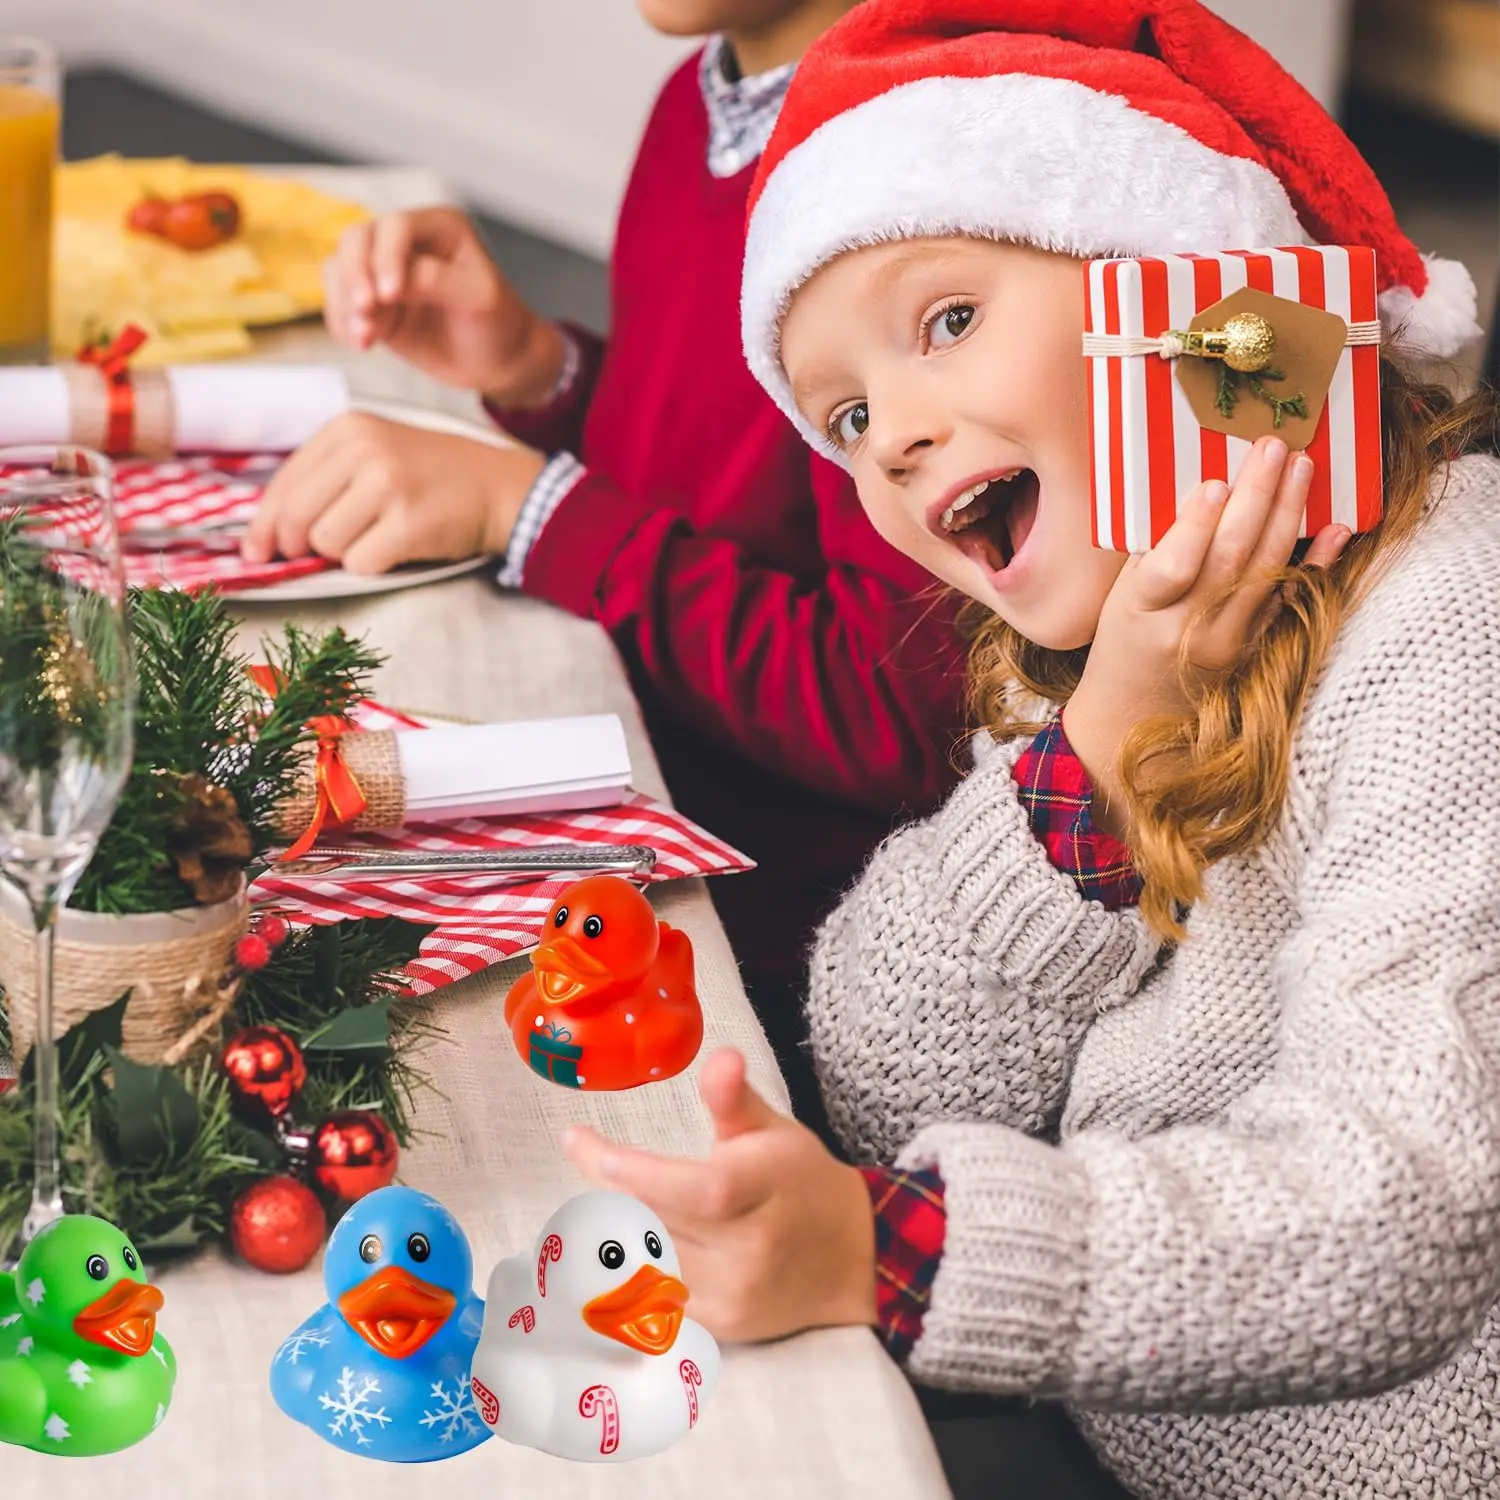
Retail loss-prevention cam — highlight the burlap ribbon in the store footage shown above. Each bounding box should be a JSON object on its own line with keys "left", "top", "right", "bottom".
{"left": 272, "top": 729, "right": 406, "bottom": 850}
{"left": 0, "top": 884, "right": 249, "bottom": 1066}
{"left": 249, "top": 664, "right": 406, "bottom": 858}
{"left": 62, "top": 325, "right": 175, "bottom": 457}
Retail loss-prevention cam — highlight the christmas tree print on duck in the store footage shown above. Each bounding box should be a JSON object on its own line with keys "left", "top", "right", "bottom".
{"left": 269, "top": 1185, "right": 490, "bottom": 1462}
{"left": 0, "top": 1215, "right": 176, "bottom": 1455}
{"left": 504, "top": 876, "right": 703, "bottom": 1092}
{"left": 471, "top": 1190, "right": 720, "bottom": 1462}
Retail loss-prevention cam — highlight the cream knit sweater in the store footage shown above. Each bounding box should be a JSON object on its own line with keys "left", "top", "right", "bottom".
{"left": 807, "top": 454, "right": 1500, "bottom": 1499}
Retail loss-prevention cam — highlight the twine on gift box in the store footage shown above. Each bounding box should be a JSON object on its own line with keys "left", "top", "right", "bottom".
{"left": 1083, "top": 314, "right": 1383, "bottom": 428}
{"left": 0, "top": 893, "right": 249, "bottom": 1066}
{"left": 1080, "top": 318, "right": 1383, "bottom": 361}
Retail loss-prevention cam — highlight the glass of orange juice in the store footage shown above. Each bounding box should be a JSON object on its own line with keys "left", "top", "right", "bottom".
{"left": 0, "top": 38, "right": 60, "bottom": 365}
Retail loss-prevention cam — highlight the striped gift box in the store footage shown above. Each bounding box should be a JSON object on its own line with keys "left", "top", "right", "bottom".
{"left": 1084, "top": 247, "right": 1383, "bottom": 553}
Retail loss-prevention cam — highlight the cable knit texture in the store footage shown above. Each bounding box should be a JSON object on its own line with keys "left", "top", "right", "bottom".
{"left": 807, "top": 454, "right": 1500, "bottom": 1499}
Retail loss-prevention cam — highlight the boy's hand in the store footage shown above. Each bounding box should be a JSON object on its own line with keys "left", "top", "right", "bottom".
{"left": 1064, "top": 436, "right": 1350, "bottom": 837}
{"left": 325, "top": 207, "right": 567, "bottom": 408}
{"left": 563, "top": 1049, "right": 878, "bottom": 1345}
{"left": 241, "top": 413, "right": 547, "bottom": 574}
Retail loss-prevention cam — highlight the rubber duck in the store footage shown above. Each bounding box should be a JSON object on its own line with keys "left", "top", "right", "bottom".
{"left": 504, "top": 875, "right": 702, "bottom": 1092}
{"left": 470, "top": 1190, "right": 720, "bottom": 1462}
{"left": 269, "top": 1185, "right": 490, "bottom": 1463}
{"left": 0, "top": 1215, "right": 176, "bottom": 1456}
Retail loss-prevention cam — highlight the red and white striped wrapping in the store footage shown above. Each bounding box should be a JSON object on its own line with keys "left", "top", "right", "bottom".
{"left": 113, "top": 453, "right": 333, "bottom": 592}
{"left": 251, "top": 703, "right": 755, "bottom": 995}
{"left": 1084, "top": 247, "right": 1383, "bottom": 553}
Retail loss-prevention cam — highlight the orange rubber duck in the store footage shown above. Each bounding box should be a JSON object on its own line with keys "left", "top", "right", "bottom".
{"left": 505, "top": 876, "right": 702, "bottom": 1092}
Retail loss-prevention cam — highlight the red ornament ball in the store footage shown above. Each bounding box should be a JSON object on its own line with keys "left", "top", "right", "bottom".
{"left": 220, "top": 1025, "right": 307, "bottom": 1120}
{"left": 311, "top": 1110, "right": 399, "bottom": 1201}
{"left": 230, "top": 1175, "right": 326, "bottom": 1273}
{"left": 257, "top": 914, "right": 291, "bottom": 948}
{"left": 234, "top": 933, "right": 273, "bottom": 971}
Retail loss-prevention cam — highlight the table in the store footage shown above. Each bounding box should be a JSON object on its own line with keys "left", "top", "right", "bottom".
{"left": 8, "top": 168, "right": 951, "bottom": 1499}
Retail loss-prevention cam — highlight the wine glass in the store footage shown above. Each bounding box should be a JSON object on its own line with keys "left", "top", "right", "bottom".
{"left": 0, "top": 445, "right": 134, "bottom": 1253}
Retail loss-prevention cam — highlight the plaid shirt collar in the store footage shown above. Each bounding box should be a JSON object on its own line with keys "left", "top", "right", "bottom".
{"left": 699, "top": 34, "right": 795, "bottom": 180}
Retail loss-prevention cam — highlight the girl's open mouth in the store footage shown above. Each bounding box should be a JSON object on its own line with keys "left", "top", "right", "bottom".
{"left": 934, "top": 469, "right": 1040, "bottom": 573}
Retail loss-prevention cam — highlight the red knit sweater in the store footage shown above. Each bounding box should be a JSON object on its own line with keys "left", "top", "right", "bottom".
{"left": 496, "top": 54, "right": 967, "bottom": 983}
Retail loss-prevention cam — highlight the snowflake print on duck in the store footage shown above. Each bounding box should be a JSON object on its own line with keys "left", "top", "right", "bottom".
{"left": 268, "top": 1185, "right": 489, "bottom": 1462}
{"left": 0, "top": 1215, "right": 176, "bottom": 1456}
{"left": 471, "top": 1190, "right": 720, "bottom": 1462}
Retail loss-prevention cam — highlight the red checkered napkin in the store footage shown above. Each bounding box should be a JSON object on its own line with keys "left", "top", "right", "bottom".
{"left": 114, "top": 453, "right": 333, "bottom": 592}
{"left": 250, "top": 703, "right": 755, "bottom": 995}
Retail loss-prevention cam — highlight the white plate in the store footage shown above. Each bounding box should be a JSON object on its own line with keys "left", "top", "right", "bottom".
{"left": 230, "top": 397, "right": 509, "bottom": 603}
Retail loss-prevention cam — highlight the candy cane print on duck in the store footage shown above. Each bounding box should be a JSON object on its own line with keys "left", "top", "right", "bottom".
{"left": 470, "top": 1191, "right": 721, "bottom": 1461}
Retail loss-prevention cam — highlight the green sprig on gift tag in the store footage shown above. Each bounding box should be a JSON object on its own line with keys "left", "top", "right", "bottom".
{"left": 1214, "top": 363, "right": 1310, "bottom": 429}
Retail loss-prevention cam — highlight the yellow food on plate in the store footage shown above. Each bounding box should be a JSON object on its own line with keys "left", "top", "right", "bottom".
{"left": 52, "top": 156, "right": 369, "bottom": 364}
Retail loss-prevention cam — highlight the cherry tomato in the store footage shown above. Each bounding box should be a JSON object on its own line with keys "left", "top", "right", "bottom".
{"left": 160, "top": 191, "right": 241, "bottom": 251}
{"left": 125, "top": 197, "right": 169, "bottom": 235}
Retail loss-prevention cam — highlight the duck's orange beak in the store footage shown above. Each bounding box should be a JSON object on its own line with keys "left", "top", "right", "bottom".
{"left": 582, "top": 1265, "right": 688, "bottom": 1356}
{"left": 73, "top": 1279, "right": 163, "bottom": 1358}
{"left": 532, "top": 934, "right": 614, "bottom": 1007}
{"left": 338, "top": 1266, "right": 456, "bottom": 1360}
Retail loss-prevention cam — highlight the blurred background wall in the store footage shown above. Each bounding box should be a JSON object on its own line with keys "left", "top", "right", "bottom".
{"left": 8, "top": 0, "right": 1360, "bottom": 260}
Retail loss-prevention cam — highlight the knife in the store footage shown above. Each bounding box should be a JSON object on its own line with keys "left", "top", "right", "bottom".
{"left": 256, "top": 842, "right": 658, "bottom": 882}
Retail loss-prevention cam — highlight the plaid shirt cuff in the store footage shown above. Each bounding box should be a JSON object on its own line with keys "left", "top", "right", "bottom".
{"left": 1013, "top": 715, "right": 1142, "bottom": 910}
{"left": 496, "top": 451, "right": 588, "bottom": 589}
{"left": 862, "top": 1166, "right": 946, "bottom": 1363}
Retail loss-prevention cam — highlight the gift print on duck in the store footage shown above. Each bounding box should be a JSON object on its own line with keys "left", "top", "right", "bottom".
{"left": 268, "top": 1185, "right": 490, "bottom": 1462}
{"left": 504, "top": 876, "right": 703, "bottom": 1092}
{"left": 0, "top": 1215, "right": 176, "bottom": 1456}
{"left": 471, "top": 1190, "right": 720, "bottom": 1463}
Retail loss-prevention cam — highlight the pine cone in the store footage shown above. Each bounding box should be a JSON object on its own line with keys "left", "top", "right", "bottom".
{"left": 168, "top": 772, "right": 254, "bottom": 904}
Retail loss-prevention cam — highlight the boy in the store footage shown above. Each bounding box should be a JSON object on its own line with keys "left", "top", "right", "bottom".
{"left": 241, "top": 1, "right": 969, "bottom": 1129}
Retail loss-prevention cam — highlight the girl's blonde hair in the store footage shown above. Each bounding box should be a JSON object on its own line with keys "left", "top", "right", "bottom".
{"left": 965, "top": 359, "right": 1500, "bottom": 941}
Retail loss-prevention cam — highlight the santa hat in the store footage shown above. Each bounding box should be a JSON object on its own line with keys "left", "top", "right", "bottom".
{"left": 741, "top": 0, "right": 1483, "bottom": 461}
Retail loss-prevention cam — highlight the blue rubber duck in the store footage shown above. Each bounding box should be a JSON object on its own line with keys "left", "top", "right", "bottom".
{"left": 269, "top": 1186, "right": 489, "bottom": 1462}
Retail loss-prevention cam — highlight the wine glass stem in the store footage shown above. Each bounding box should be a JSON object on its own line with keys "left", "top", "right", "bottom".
{"left": 22, "top": 896, "right": 64, "bottom": 1242}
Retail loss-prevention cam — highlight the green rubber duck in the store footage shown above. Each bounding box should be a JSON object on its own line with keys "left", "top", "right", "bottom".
{"left": 0, "top": 1215, "right": 176, "bottom": 1455}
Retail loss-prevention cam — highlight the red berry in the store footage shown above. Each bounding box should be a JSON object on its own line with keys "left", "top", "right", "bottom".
{"left": 235, "top": 933, "right": 273, "bottom": 971}
{"left": 257, "top": 914, "right": 290, "bottom": 948}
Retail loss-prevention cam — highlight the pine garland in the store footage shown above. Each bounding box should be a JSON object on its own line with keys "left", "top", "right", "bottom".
{"left": 0, "top": 917, "right": 437, "bottom": 1254}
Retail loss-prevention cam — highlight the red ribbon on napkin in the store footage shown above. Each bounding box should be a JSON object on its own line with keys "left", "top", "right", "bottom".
{"left": 247, "top": 664, "right": 369, "bottom": 861}
{"left": 77, "top": 324, "right": 151, "bottom": 456}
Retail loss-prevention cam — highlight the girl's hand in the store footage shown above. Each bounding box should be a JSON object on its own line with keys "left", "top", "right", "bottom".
{"left": 562, "top": 1049, "right": 878, "bottom": 1344}
{"left": 1063, "top": 437, "right": 1350, "bottom": 836}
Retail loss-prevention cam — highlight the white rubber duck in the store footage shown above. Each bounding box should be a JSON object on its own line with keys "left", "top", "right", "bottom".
{"left": 469, "top": 1190, "right": 720, "bottom": 1462}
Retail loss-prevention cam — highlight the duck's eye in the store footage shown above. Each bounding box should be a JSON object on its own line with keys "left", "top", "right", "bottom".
{"left": 644, "top": 1231, "right": 663, "bottom": 1259}
{"left": 598, "top": 1240, "right": 625, "bottom": 1271}
{"left": 407, "top": 1233, "right": 431, "bottom": 1263}
{"left": 553, "top": 906, "right": 569, "bottom": 928}
{"left": 359, "top": 1234, "right": 382, "bottom": 1264}
{"left": 582, "top": 915, "right": 603, "bottom": 939}
{"left": 85, "top": 1254, "right": 109, "bottom": 1281}
{"left": 122, "top": 1246, "right": 138, "bottom": 1272}
{"left": 831, "top": 403, "right": 869, "bottom": 448}
{"left": 929, "top": 303, "right": 975, "bottom": 348}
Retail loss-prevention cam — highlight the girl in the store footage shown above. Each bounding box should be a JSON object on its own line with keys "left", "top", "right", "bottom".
{"left": 565, "top": 2, "right": 1500, "bottom": 1496}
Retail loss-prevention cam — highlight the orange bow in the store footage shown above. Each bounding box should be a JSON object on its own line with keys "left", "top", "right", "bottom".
{"left": 77, "top": 324, "right": 150, "bottom": 456}
{"left": 247, "top": 664, "right": 369, "bottom": 861}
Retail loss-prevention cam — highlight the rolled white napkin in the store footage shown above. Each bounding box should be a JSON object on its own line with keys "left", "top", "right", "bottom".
{"left": 396, "top": 716, "right": 634, "bottom": 821}
{"left": 276, "top": 716, "right": 636, "bottom": 844}
{"left": 0, "top": 363, "right": 349, "bottom": 455}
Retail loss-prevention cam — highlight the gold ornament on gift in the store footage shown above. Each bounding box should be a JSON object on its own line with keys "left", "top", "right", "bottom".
{"left": 1160, "top": 311, "right": 1309, "bottom": 429}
